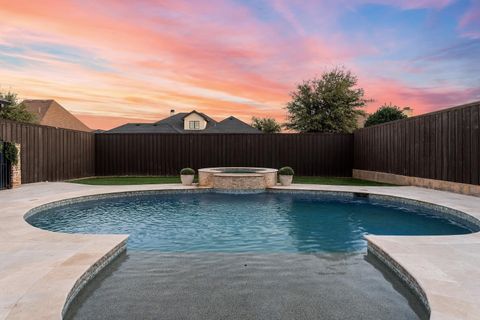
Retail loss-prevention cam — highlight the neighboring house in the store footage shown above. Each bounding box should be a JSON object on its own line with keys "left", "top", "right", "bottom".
{"left": 402, "top": 107, "right": 413, "bottom": 117}
{"left": 0, "top": 99, "right": 10, "bottom": 108}
{"left": 22, "top": 100, "right": 91, "bottom": 132}
{"left": 356, "top": 113, "right": 368, "bottom": 129}
{"left": 106, "top": 110, "right": 260, "bottom": 134}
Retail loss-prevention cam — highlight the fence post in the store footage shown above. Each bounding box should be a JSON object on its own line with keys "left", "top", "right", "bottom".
{"left": 11, "top": 143, "right": 21, "bottom": 188}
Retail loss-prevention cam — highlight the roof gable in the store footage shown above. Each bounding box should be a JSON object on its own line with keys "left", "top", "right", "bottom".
{"left": 23, "top": 99, "right": 53, "bottom": 120}
{"left": 22, "top": 100, "right": 91, "bottom": 132}
{"left": 107, "top": 111, "right": 259, "bottom": 134}
{"left": 181, "top": 110, "right": 214, "bottom": 122}
{"left": 204, "top": 116, "right": 260, "bottom": 133}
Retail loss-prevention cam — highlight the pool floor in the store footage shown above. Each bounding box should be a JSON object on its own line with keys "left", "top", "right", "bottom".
{"left": 29, "top": 191, "right": 471, "bottom": 319}
{"left": 66, "top": 252, "right": 427, "bottom": 320}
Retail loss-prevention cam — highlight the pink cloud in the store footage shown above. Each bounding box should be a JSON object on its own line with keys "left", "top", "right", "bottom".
{"left": 362, "top": 77, "right": 480, "bottom": 115}
{"left": 458, "top": 1, "right": 480, "bottom": 39}
{"left": 0, "top": 0, "right": 477, "bottom": 130}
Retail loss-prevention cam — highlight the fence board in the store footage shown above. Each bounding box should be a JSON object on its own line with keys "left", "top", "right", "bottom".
{"left": 0, "top": 119, "right": 95, "bottom": 183}
{"left": 95, "top": 133, "right": 353, "bottom": 177}
{"left": 354, "top": 101, "right": 480, "bottom": 185}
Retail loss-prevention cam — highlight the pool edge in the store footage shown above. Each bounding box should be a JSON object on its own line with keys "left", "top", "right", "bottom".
{"left": 61, "top": 238, "right": 128, "bottom": 319}
{"left": 272, "top": 184, "right": 480, "bottom": 319}
{"left": 26, "top": 186, "right": 477, "bottom": 320}
{"left": 3, "top": 183, "right": 480, "bottom": 319}
{"left": 366, "top": 237, "right": 430, "bottom": 317}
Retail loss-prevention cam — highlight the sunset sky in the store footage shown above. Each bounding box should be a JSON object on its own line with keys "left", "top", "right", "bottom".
{"left": 0, "top": 0, "right": 479, "bottom": 130}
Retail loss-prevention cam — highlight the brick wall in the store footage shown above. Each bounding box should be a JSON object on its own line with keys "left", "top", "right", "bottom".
{"left": 11, "top": 143, "right": 21, "bottom": 188}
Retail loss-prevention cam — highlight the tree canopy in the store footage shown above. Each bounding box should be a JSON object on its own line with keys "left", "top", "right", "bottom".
{"left": 364, "top": 103, "right": 407, "bottom": 127}
{"left": 251, "top": 117, "right": 282, "bottom": 133}
{"left": 284, "top": 67, "right": 368, "bottom": 133}
{"left": 0, "top": 91, "right": 36, "bottom": 123}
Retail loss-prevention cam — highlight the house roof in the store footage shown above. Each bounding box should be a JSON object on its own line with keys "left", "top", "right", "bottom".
{"left": 180, "top": 110, "right": 213, "bottom": 122}
{"left": 22, "top": 100, "right": 91, "bottom": 132}
{"left": 106, "top": 111, "right": 260, "bottom": 134}
{"left": 204, "top": 116, "right": 260, "bottom": 133}
{"left": 153, "top": 111, "right": 218, "bottom": 132}
{"left": 106, "top": 122, "right": 185, "bottom": 133}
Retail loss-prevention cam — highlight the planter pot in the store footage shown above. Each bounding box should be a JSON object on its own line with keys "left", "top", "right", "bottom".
{"left": 279, "top": 175, "right": 293, "bottom": 186}
{"left": 181, "top": 174, "right": 195, "bottom": 186}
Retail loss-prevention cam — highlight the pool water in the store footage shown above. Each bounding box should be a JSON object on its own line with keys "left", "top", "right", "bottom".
{"left": 27, "top": 191, "right": 472, "bottom": 320}
{"left": 28, "top": 191, "right": 471, "bottom": 252}
{"left": 65, "top": 252, "right": 429, "bottom": 320}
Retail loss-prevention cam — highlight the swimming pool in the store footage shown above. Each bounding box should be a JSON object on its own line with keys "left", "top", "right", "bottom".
{"left": 26, "top": 191, "right": 473, "bottom": 320}
{"left": 27, "top": 191, "right": 472, "bottom": 252}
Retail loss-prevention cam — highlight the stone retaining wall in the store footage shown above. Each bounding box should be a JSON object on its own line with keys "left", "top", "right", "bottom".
{"left": 353, "top": 169, "right": 480, "bottom": 197}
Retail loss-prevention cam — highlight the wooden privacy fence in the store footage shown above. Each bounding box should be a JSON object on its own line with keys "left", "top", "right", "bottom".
{"left": 3, "top": 100, "right": 480, "bottom": 185}
{"left": 95, "top": 133, "right": 354, "bottom": 176}
{"left": 0, "top": 119, "right": 95, "bottom": 183}
{"left": 354, "top": 101, "right": 480, "bottom": 185}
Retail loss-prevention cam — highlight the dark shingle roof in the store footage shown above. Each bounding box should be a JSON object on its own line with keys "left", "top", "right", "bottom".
{"left": 106, "top": 123, "right": 182, "bottom": 133}
{"left": 180, "top": 110, "right": 215, "bottom": 122}
{"left": 153, "top": 112, "right": 218, "bottom": 132}
{"left": 106, "top": 111, "right": 260, "bottom": 134}
{"left": 204, "top": 116, "right": 260, "bottom": 133}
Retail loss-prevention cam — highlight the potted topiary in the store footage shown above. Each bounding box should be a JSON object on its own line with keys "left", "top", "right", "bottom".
{"left": 180, "top": 168, "right": 195, "bottom": 185}
{"left": 278, "top": 166, "right": 294, "bottom": 186}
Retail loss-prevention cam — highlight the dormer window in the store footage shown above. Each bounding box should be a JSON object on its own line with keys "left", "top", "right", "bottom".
{"left": 183, "top": 110, "right": 207, "bottom": 130}
{"left": 189, "top": 120, "right": 200, "bottom": 130}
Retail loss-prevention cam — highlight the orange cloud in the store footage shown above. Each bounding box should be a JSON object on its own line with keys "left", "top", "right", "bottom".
{"left": 0, "top": 0, "right": 478, "bottom": 130}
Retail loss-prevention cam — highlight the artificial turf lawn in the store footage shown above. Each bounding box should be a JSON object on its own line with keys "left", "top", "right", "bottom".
{"left": 70, "top": 176, "right": 394, "bottom": 186}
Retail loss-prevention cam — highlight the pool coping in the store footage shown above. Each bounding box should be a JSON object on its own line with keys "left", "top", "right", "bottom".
{"left": 1, "top": 182, "right": 479, "bottom": 319}
{"left": 272, "top": 184, "right": 480, "bottom": 320}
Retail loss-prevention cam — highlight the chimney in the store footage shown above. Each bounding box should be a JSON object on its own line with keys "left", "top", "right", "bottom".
{"left": 170, "top": 109, "right": 175, "bottom": 116}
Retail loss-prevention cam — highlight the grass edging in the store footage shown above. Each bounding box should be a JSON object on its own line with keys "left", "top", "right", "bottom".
{"left": 69, "top": 176, "right": 395, "bottom": 186}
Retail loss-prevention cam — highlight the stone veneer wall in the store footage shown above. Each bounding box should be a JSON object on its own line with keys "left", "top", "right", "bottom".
{"left": 11, "top": 143, "right": 21, "bottom": 188}
{"left": 353, "top": 169, "right": 480, "bottom": 197}
{"left": 367, "top": 241, "right": 430, "bottom": 316}
{"left": 213, "top": 174, "right": 266, "bottom": 190}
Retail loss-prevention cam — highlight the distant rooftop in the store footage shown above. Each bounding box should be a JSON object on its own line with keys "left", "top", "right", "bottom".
{"left": 106, "top": 110, "right": 260, "bottom": 134}
{"left": 0, "top": 99, "right": 10, "bottom": 107}
{"left": 22, "top": 100, "right": 91, "bottom": 132}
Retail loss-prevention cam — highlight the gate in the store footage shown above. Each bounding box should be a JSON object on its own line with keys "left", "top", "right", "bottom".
{"left": 0, "top": 141, "right": 12, "bottom": 190}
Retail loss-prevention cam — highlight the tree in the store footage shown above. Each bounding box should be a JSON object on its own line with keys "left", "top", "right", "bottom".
{"left": 284, "top": 67, "right": 368, "bottom": 133}
{"left": 251, "top": 117, "right": 281, "bottom": 133}
{"left": 364, "top": 103, "right": 407, "bottom": 127}
{"left": 0, "top": 91, "right": 36, "bottom": 123}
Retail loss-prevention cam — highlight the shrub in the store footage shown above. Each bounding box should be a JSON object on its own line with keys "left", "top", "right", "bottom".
{"left": 251, "top": 117, "right": 282, "bottom": 133}
{"left": 3, "top": 142, "right": 18, "bottom": 165}
{"left": 0, "top": 91, "right": 37, "bottom": 123}
{"left": 278, "top": 166, "right": 294, "bottom": 175}
{"left": 364, "top": 103, "right": 408, "bottom": 127}
{"left": 180, "top": 168, "right": 195, "bottom": 175}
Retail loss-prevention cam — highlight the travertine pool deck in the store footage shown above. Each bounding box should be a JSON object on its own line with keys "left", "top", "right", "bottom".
{"left": 273, "top": 184, "right": 480, "bottom": 320}
{"left": 0, "top": 182, "right": 197, "bottom": 320}
{"left": 1, "top": 182, "right": 479, "bottom": 319}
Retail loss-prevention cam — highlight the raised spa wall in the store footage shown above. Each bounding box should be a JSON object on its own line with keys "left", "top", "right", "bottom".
{"left": 198, "top": 167, "right": 278, "bottom": 190}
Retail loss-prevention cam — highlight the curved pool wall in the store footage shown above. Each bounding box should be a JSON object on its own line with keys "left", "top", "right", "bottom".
{"left": 26, "top": 189, "right": 480, "bottom": 241}
{"left": 62, "top": 238, "right": 127, "bottom": 319}
{"left": 198, "top": 167, "right": 278, "bottom": 189}
{"left": 23, "top": 189, "right": 480, "bottom": 319}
